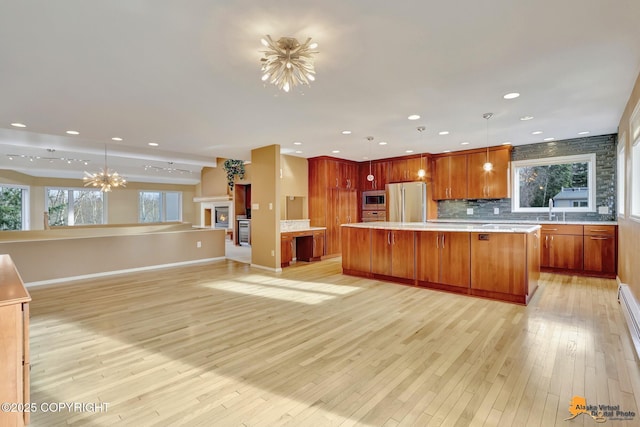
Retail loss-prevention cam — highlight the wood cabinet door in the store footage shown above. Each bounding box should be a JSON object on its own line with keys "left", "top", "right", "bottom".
{"left": 584, "top": 235, "right": 616, "bottom": 273}
{"left": 471, "top": 232, "right": 526, "bottom": 295}
{"left": 466, "top": 152, "right": 487, "bottom": 199}
{"left": 374, "top": 161, "right": 389, "bottom": 190}
{"left": 371, "top": 229, "right": 392, "bottom": 275}
{"left": 549, "top": 234, "right": 583, "bottom": 270}
{"left": 360, "top": 162, "right": 375, "bottom": 191}
{"left": 416, "top": 231, "right": 440, "bottom": 283}
{"left": 327, "top": 159, "right": 340, "bottom": 188}
{"left": 342, "top": 227, "right": 371, "bottom": 272}
{"left": 486, "top": 149, "right": 510, "bottom": 198}
{"left": 440, "top": 232, "right": 471, "bottom": 288}
{"left": 527, "top": 231, "right": 541, "bottom": 295}
{"left": 313, "top": 231, "right": 326, "bottom": 258}
{"left": 325, "top": 188, "right": 341, "bottom": 255}
{"left": 389, "top": 159, "right": 407, "bottom": 183}
{"left": 448, "top": 154, "right": 468, "bottom": 199}
{"left": 407, "top": 156, "right": 426, "bottom": 181}
{"left": 433, "top": 157, "right": 450, "bottom": 200}
{"left": 540, "top": 233, "right": 552, "bottom": 267}
{"left": 281, "top": 235, "right": 293, "bottom": 266}
{"left": 391, "top": 230, "right": 415, "bottom": 279}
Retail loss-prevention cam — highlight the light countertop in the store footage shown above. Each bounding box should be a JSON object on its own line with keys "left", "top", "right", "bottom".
{"left": 430, "top": 219, "right": 617, "bottom": 226}
{"left": 342, "top": 222, "right": 540, "bottom": 233}
{"left": 281, "top": 227, "right": 327, "bottom": 233}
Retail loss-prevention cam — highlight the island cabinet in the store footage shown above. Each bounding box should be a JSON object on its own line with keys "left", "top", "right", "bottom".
{"left": 539, "top": 224, "right": 583, "bottom": 271}
{"left": 281, "top": 234, "right": 294, "bottom": 268}
{"left": 359, "top": 160, "right": 389, "bottom": 191}
{"left": 371, "top": 229, "right": 415, "bottom": 281}
{"left": 467, "top": 147, "right": 511, "bottom": 199}
{"left": 470, "top": 230, "right": 539, "bottom": 304}
{"left": 0, "top": 255, "right": 31, "bottom": 427}
{"left": 416, "top": 231, "right": 470, "bottom": 290}
{"left": 432, "top": 154, "right": 468, "bottom": 200}
{"left": 583, "top": 225, "right": 617, "bottom": 275}
{"left": 309, "top": 157, "right": 359, "bottom": 256}
{"left": 342, "top": 226, "right": 371, "bottom": 273}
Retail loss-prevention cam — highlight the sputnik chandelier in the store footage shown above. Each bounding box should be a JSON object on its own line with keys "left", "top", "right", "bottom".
{"left": 83, "top": 145, "right": 126, "bottom": 192}
{"left": 260, "top": 35, "right": 318, "bottom": 92}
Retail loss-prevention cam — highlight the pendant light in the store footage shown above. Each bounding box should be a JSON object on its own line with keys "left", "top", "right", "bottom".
{"left": 482, "top": 112, "right": 494, "bottom": 172}
{"left": 366, "top": 136, "right": 375, "bottom": 181}
{"left": 416, "top": 126, "right": 426, "bottom": 178}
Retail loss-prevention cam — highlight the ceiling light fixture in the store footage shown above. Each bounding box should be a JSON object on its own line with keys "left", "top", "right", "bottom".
{"left": 543, "top": 137, "right": 555, "bottom": 141}
{"left": 332, "top": 150, "right": 340, "bottom": 153}
{"left": 532, "top": 130, "right": 543, "bottom": 135}
{"left": 461, "top": 141, "right": 470, "bottom": 145}
{"left": 503, "top": 92, "right": 520, "bottom": 99}
{"left": 379, "top": 141, "right": 387, "bottom": 145}
{"left": 366, "top": 136, "right": 375, "bottom": 182}
{"left": 66, "top": 130, "right": 79, "bottom": 135}
{"left": 260, "top": 35, "right": 318, "bottom": 93}
{"left": 148, "top": 142, "right": 159, "bottom": 147}
{"left": 341, "top": 130, "right": 352, "bottom": 135}
{"left": 112, "top": 137, "right": 123, "bottom": 141}
{"left": 293, "top": 141, "right": 302, "bottom": 145}
{"left": 482, "top": 112, "right": 494, "bottom": 172}
{"left": 578, "top": 131, "right": 590, "bottom": 135}
{"left": 408, "top": 115, "right": 420, "bottom": 120}
{"left": 11, "top": 123, "right": 26, "bottom": 128}
{"left": 520, "top": 116, "right": 534, "bottom": 121}
{"left": 83, "top": 145, "right": 126, "bottom": 192}
{"left": 416, "top": 126, "right": 426, "bottom": 178}
{"left": 439, "top": 131, "right": 449, "bottom": 135}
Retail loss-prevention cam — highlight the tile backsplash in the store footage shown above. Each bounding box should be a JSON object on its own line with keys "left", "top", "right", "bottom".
{"left": 437, "top": 134, "right": 617, "bottom": 222}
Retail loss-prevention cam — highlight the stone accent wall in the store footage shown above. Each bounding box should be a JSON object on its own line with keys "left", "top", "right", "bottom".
{"left": 437, "top": 134, "right": 617, "bottom": 221}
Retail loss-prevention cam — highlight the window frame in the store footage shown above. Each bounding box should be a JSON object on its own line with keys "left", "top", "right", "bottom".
{"left": 631, "top": 136, "right": 640, "bottom": 220}
{"left": 138, "top": 191, "right": 182, "bottom": 223}
{"left": 618, "top": 133, "right": 626, "bottom": 218}
{"left": 511, "top": 153, "right": 597, "bottom": 213}
{"left": 0, "top": 184, "right": 30, "bottom": 230}
{"left": 45, "top": 187, "right": 107, "bottom": 226}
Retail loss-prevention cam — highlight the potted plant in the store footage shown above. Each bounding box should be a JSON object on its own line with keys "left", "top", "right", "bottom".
{"left": 223, "top": 159, "right": 245, "bottom": 191}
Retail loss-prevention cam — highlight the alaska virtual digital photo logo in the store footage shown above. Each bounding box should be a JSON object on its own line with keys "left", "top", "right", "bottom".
{"left": 565, "top": 396, "right": 636, "bottom": 423}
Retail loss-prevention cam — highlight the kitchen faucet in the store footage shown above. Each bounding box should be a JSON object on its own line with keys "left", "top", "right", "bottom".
{"left": 548, "top": 198, "right": 555, "bottom": 221}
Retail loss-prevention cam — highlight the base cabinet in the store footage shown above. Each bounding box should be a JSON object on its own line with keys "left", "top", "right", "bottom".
{"left": 371, "top": 229, "right": 415, "bottom": 279}
{"left": 281, "top": 234, "right": 294, "bottom": 267}
{"left": 471, "top": 232, "right": 527, "bottom": 296}
{"left": 583, "top": 225, "right": 617, "bottom": 274}
{"left": 416, "top": 232, "right": 470, "bottom": 288}
{"left": 0, "top": 255, "right": 31, "bottom": 427}
{"left": 342, "top": 227, "right": 371, "bottom": 272}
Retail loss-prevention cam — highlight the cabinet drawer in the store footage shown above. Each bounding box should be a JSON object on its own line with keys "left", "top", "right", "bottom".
{"left": 539, "top": 224, "right": 583, "bottom": 235}
{"left": 584, "top": 225, "right": 616, "bottom": 236}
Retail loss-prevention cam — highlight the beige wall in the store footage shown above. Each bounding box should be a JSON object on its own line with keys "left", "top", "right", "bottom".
{"left": 280, "top": 154, "right": 309, "bottom": 219}
{"left": 251, "top": 145, "right": 280, "bottom": 269}
{"left": 617, "top": 70, "right": 640, "bottom": 299}
{"left": 200, "top": 158, "right": 253, "bottom": 197}
{"left": 0, "top": 170, "right": 197, "bottom": 229}
{"left": 0, "top": 228, "right": 225, "bottom": 284}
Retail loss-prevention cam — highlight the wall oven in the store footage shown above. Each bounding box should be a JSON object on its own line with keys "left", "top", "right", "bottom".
{"left": 362, "top": 190, "right": 386, "bottom": 211}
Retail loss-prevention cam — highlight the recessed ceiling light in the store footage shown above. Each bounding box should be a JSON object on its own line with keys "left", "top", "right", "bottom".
{"left": 439, "top": 131, "right": 449, "bottom": 135}
{"left": 112, "top": 137, "right": 123, "bottom": 141}
{"left": 293, "top": 141, "right": 302, "bottom": 145}
{"left": 502, "top": 141, "right": 512, "bottom": 145}
{"left": 532, "top": 131, "right": 543, "bottom": 135}
{"left": 379, "top": 141, "right": 387, "bottom": 145}
{"left": 406, "top": 150, "right": 414, "bottom": 153}
{"left": 66, "top": 130, "right": 79, "bottom": 135}
{"left": 461, "top": 142, "right": 470, "bottom": 145}
{"left": 408, "top": 115, "right": 420, "bottom": 120}
{"left": 332, "top": 150, "right": 340, "bottom": 153}
{"left": 520, "top": 116, "right": 534, "bottom": 121}
{"left": 543, "top": 137, "right": 555, "bottom": 141}
{"left": 10, "top": 123, "right": 26, "bottom": 128}
{"left": 363, "top": 156, "right": 369, "bottom": 160}
{"left": 578, "top": 131, "right": 590, "bottom": 135}
{"left": 295, "top": 150, "right": 303, "bottom": 154}
{"left": 503, "top": 92, "right": 520, "bottom": 99}
{"left": 148, "top": 142, "right": 159, "bottom": 147}
{"left": 341, "top": 130, "right": 352, "bottom": 135}
{"left": 443, "top": 150, "right": 451, "bottom": 153}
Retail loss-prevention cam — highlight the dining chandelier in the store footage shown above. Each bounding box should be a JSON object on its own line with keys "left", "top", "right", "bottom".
{"left": 260, "top": 35, "right": 318, "bottom": 92}
{"left": 83, "top": 145, "right": 126, "bottom": 192}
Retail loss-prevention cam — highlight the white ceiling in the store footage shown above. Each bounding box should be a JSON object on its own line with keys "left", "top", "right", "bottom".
{"left": 1, "top": 1, "right": 639, "bottom": 184}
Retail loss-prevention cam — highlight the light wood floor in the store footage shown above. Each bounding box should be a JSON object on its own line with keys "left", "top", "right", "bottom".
{"left": 27, "top": 258, "right": 640, "bottom": 426}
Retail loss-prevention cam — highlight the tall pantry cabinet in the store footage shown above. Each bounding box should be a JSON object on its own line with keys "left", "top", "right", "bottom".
{"left": 309, "top": 157, "right": 359, "bottom": 256}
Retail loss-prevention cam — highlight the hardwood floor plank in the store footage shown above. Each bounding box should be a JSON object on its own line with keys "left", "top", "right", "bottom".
{"left": 22, "top": 259, "right": 640, "bottom": 426}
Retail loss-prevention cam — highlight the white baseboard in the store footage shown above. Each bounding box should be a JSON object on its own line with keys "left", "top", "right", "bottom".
{"left": 250, "top": 263, "right": 282, "bottom": 273}
{"left": 617, "top": 280, "right": 640, "bottom": 359}
{"left": 25, "top": 257, "right": 226, "bottom": 288}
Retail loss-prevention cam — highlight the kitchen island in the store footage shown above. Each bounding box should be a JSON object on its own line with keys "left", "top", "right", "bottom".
{"left": 342, "top": 222, "right": 541, "bottom": 305}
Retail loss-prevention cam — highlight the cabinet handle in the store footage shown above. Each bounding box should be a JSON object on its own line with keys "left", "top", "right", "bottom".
{"left": 392, "top": 232, "right": 396, "bottom": 245}
{"left": 542, "top": 228, "right": 558, "bottom": 231}
{"left": 336, "top": 178, "right": 338, "bottom": 187}
{"left": 436, "top": 234, "right": 439, "bottom": 249}
{"left": 589, "top": 236, "right": 609, "bottom": 240}
{"left": 545, "top": 235, "right": 548, "bottom": 248}
{"left": 588, "top": 229, "right": 609, "bottom": 232}
{"left": 388, "top": 231, "right": 391, "bottom": 245}
{"left": 442, "top": 234, "right": 445, "bottom": 248}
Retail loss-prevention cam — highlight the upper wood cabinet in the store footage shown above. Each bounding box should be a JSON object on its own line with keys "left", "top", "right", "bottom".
{"left": 359, "top": 160, "right": 389, "bottom": 191}
{"left": 467, "top": 147, "right": 511, "bottom": 199}
{"left": 389, "top": 156, "right": 427, "bottom": 183}
{"left": 433, "top": 154, "right": 468, "bottom": 200}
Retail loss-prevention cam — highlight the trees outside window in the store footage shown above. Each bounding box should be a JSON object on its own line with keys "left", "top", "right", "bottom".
{"left": 0, "top": 185, "right": 28, "bottom": 230}
{"left": 46, "top": 188, "right": 104, "bottom": 226}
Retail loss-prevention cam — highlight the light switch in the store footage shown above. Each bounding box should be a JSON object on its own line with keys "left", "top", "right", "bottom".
{"left": 494, "top": 207, "right": 500, "bottom": 215}
{"left": 269, "top": 202, "right": 273, "bottom": 210}
{"left": 252, "top": 203, "right": 259, "bottom": 210}
{"left": 467, "top": 208, "right": 473, "bottom": 215}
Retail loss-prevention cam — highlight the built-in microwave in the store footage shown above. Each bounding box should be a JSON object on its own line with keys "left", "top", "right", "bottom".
{"left": 362, "top": 190, "right": 386, "bottom": 211}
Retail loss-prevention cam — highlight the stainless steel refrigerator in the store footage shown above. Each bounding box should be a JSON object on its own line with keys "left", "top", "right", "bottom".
{"left": 386, "top": 182, "right": 428, "bottom": 222}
